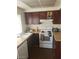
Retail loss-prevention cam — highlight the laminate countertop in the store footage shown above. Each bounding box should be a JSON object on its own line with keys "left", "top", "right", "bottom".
{"left": 53, "top": 32, "right": 61, "bottom": 41}
{"left": 17, "top": 33, "right": 33, "bottom": 48}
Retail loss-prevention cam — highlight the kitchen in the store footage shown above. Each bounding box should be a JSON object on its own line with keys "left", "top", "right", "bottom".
{"left": 17, "top": 0, "right": 61, "bottom": 59}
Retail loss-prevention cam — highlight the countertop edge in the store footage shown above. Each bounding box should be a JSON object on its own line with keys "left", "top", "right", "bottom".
{"left": 17, "top": 33, "right": 33, "bottom": 48}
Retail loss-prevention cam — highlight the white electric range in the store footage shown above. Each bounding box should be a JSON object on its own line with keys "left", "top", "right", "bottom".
{"left": 39, "top": 20, "right": 53, "bottom": 48}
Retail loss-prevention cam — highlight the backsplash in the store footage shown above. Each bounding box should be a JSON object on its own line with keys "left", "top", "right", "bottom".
{"left": 26, "top": 24, "right": 61, "bottom": 32}
{"left": 53, "top": 24, "right": 61, "bottom": 32}
{"left": 28, "top": 25, "right": 39, "bottom": 32}
{"left": 53, "top": 24, "right": 61, "bottom": 29}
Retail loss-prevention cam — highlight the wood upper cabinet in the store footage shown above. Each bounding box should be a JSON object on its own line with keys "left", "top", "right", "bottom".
{"left": 32, "top": 12, "right": 40, "bottom": 24}
{"left": 25, "top": 10, "right": 61, "bottom": 24}
{"left": 39, "top": 11, "right": 54, "bottom": 19}
{"left": 39, "top": 12, "right": 47, "bottom": 19}
{"left": 53, "top": 10, "right": 61, "bottom": 24}
{"left": 25, "top": 13, "right": 32, "bottom": 24}
{"left": 25, "top": 12, "right": 40, "bottom": 24}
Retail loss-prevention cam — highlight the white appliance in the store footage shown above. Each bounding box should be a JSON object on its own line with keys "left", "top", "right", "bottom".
{"left": 39, "top": 19, "right": 53, "bottom": 48}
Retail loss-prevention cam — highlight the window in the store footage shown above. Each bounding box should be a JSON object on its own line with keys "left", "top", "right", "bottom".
{"left": 16, "top": 14, "right": 22, "bottom": 35}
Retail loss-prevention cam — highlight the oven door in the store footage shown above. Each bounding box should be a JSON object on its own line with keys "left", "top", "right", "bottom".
{"left": 39, "top": 33, "right": 53, "bottom": 44}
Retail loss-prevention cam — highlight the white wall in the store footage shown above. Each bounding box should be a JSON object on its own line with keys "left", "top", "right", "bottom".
{"left": 17, "top": 7, "right": 27, "bottom": 33}
{"left": 53, "top": 24, "right": 61, "bottom": 29}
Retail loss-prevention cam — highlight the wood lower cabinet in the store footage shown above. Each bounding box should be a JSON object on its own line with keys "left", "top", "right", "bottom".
{"left": 27, "top": 33, "right": 39, "bottom": 47}
{"left": 27, "top": 34, "right": 33, "bottom": 48}
{"left": 55, "top": 41, "right": 61, "bottom": 59}
{"left": 32, "top": 33, "right": 39, "bottom": 45}
{"left": 27, "top": 33, "right": 39, "bottom": 59}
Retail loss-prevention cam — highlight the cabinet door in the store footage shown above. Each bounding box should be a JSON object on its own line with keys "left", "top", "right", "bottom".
{"left": 32, "top": 12, "right": 40, "bottom": 24}
{"left": 25, "top": 12, "right": 40, "bottom": 24}
{"left": 18, "top": 40, "right": 28, "bottom": 59}
{"left": 39, "top": 12, "right": 47, "bottom": 19}
{"left": 53, "top": 10, "right": 61, "bottom": 24}
{"left": 32, "top": 33, "right": 39, "bottom": 45}
{"left": 55, "top": 41, "right": 61, "bottom": 59}
{"left": 25, "top": 13, "right": 33, "bottom": 24}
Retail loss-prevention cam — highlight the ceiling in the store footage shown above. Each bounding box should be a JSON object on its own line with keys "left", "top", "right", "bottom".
{"left": 17, "top": 0, "right": 61, "bottom": 12}
{"left": 21, "top": 0, "right": 56, "bottom": 8}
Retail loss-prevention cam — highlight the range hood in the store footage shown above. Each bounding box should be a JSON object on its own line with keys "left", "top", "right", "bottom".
{"left": 39, "top": 19, "right": 53, "bottom": 27}
{"left": 40, "top": 19, "right": 53, "bottom": 23}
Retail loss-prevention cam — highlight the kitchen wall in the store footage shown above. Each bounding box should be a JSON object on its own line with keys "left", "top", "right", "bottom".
{"left": 17, "top": 7, "right": 27, "bottom": 33}
{"left": 29, "top": 24, "right": 61, "bottom": 29}
{"left": 17, "top": 7, "right": 61, "bottom": 33}
{"left": 53, "top": 24, "right": 61, "bottom": 29}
